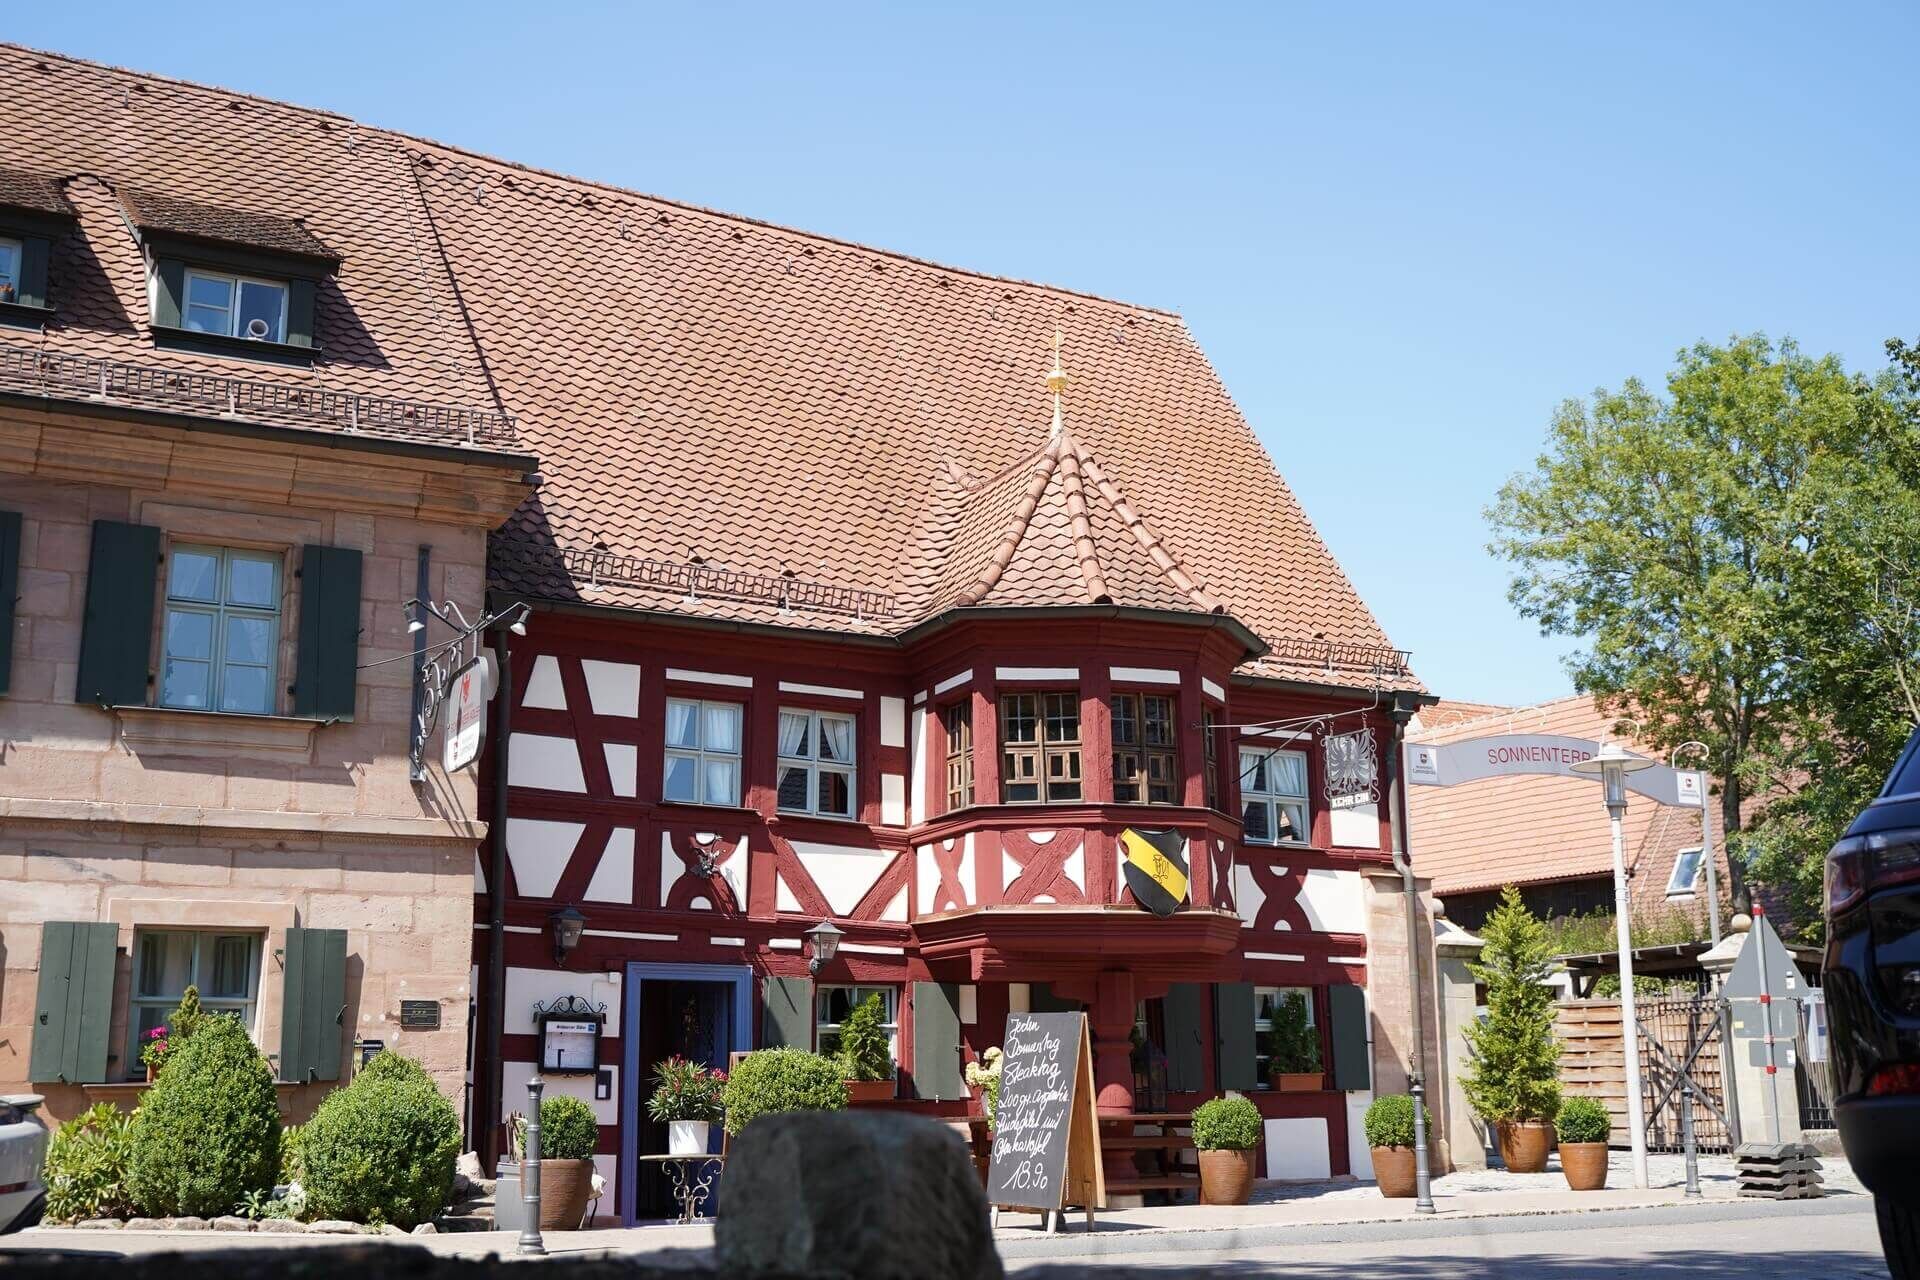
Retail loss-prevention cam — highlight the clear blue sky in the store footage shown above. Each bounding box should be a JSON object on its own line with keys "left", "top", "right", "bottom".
{"left": 14, "top": 4, "right": 1916, "bottom": 704}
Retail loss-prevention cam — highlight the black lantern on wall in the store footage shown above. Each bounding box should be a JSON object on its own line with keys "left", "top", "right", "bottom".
{"left": 550, "top": 906, "right": 587, "bottom": 967}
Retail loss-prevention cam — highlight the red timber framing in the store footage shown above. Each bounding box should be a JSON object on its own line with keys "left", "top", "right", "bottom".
{"left": 474, "top": 609, "right": 1400, "bottom": 1197}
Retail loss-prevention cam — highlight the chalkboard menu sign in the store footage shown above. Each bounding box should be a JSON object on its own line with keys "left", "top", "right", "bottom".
{"left": 987, "top": 1011, "right": 1104, "bottom": 1228}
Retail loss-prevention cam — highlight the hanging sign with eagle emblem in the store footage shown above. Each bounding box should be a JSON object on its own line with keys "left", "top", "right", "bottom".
{"left": 1119, "top": 827, "right": 1190, "bottom": 917}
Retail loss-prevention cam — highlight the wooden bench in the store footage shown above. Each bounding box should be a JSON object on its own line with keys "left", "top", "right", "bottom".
{"left": 1099, "top": 1111, "right": 1198, "bottom": 1200}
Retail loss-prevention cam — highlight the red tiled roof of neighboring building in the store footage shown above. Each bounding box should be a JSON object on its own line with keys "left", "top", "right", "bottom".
{"left": 2, "top": 43, "right": 1419, "bottom": 691}
{"left": 117, "top": 186, "right": 338, "bottom": 264}
{"left": 1407, "top": 695, "right": 1722, "bottom": 905}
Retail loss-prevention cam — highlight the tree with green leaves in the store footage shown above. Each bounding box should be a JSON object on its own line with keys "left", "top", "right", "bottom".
{"left": 1489, "top": 333, "right": 1917, "bottom": 927}
{"left": 1461, "top": 887, "right": 1561, "bottom": 1125}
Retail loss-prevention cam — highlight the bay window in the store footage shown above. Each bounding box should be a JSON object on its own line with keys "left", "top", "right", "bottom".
{"left": 663, "top": 698, "right": 744, "bottom": 806}
{"left": 777, "top": 707, "right": 857, "bottom": 818}
{"left": 1001, "top": 691, "right": 1081, "bottom": 803}
{"left": 1112, "top": 692, "right": 1178, "bottom": 804}
{"left": 1240, "top": 745, "right": 1309, "bottom": 844}
{"left": 943, "top": 701, "right": 974, "bottom": 811}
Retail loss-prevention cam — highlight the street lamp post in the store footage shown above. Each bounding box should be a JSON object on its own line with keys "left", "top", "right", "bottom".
{"left": 1570, "top": 740, "right": 1655, "bottom": 1190}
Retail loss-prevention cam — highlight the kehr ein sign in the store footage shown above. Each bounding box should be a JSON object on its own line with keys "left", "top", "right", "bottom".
{"left": 443, "top": 655, "right": 494, "bottom": 773}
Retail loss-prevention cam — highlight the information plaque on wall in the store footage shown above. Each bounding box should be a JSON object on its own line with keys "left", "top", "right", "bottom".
{"left": 400, "top": 1000, "right": 441, "bottom": 1030}
{"left": 986, "top": 1011, "right": 1104, "bottom": 1230}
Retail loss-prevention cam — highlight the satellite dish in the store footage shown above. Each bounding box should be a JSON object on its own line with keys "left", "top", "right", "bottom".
{"left": 244, "top": 317, "right": 271, "bottom": 340}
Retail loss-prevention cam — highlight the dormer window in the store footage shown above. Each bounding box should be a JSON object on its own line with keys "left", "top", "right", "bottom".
{"left": 184, "top": 268, "right": 288, "bottom": 343}
{"left": 0, "top": 237, "right": 19, "bottom": 303}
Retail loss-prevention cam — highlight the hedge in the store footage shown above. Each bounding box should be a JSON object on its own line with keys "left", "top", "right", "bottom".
{"left": 124, "top": 1015, "right": 280, "bottom": 1217}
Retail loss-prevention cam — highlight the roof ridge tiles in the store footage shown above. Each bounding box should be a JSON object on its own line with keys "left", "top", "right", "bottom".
{"left": 1070, "top": 436, "right": 1221, "bottom": 613}
{"left": 1055, "top": 440, "right": 1111, "bottom": 605}
{"left": 951, "top": 436, "right": 1066, "bottom": 608}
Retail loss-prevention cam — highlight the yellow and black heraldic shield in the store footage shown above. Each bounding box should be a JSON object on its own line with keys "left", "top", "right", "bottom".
{"left": 1120, "top": 827, "right": 1189, "bottom": 917}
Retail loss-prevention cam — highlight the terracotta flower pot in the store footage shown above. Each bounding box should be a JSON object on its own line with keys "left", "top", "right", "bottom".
{"left": 1371, "top": 1146, "right": 1417, "bottom": 1197}
{"left": 1496, "top": 1120, "right": 1553, "bottom": 1174}
{"left": 1197, "top": 1148, "right": 1256, "bottom": 1205}
{"left": 1559, "top": 1141, "right": 1609, "bottom": 1191}
{"left": 537, "top": 1158, "right": 596, "bottom": 1230}
{"left": 845, "top": 1079, "right": 895, "bottom": 1104}
{"left": 1272, "top": 1072, "right": 1323, "bottom": 1093}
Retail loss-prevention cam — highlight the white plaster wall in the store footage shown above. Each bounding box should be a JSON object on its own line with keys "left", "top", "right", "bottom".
{"left": 584, "top": 829, "right": 636, "bottom": 904}
{"left": 790, "top": 841, "right": 891, "bottom": 916}
{"left": 1299, "top": 868, "right": 1367, "bottom": 933}
{"left": 506, "top": 818, "right": 586, "bottom": 898}
{"left": 581, "top": 660, "right": 641, "bottom": 717}
{"left": 501, "top": 967, "right": 622, "bottom": 1038}
{"left": 522, "top": 655, "right": 567, "bottom": 710}
{"left": 1263, "top": 1116, "right": 1332, "bottom": 1180}
{"left": 1330, "top": 803, "right": 1380, "bottom": 849}
{"left": 507, "top": 733, "right": 588, "bottom": 792}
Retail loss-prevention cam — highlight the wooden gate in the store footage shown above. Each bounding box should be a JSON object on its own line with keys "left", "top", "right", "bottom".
{"left": 1556, "top": 996, "right": 1730, "bottom": 1153}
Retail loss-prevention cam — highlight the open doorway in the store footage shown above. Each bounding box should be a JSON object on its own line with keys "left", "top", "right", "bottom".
{"left": 620, "top": 963, "right": 751, "bottom": 1224}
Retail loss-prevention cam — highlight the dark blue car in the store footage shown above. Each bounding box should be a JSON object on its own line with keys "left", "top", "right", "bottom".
{"left": 1825, "top": 726, "right": 1920, "bottom": 1274}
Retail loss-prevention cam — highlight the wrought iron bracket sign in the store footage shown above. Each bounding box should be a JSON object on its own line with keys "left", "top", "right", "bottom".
{"left": 402, "top": 595, "right": 529, "bottom": 781}
{"left": 534, "top": 995, "right": 606, "bottom": 1075}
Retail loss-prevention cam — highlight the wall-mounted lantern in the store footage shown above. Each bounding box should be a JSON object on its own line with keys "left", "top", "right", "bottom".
{"left": 549, "top": 905, "right": 587, "bottom": 968}
{"left": 805, "top": 919, "right": 844, "bottom": 974}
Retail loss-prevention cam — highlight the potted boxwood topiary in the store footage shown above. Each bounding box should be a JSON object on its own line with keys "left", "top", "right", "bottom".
{"left": 532, "top": 1094, "right": 601, "bottom": 1230}
{"left": 1460, "top": 886, "right": 1562, "bottom": 1172}
{"left": 836, "top": 993, "right": 895, "bottom": 1103}
{"left": 1191, "top": 1093, "right": 1263, "bottom": 1205}
{"left": 721, "top": 1048, "right": 849, "bottom": 1137}
{"left": 1364, "top": 1093, "right": 1430, "bottom": 1197}
{"left": 1267, "top": 990, "right": 1323, "bottom": 1091}
{"left": 647, "top": 1056, "right": 725, "bottom": 1154}
{"left": 1555, "top": 1096, "right": 1611, "bottom": 1191}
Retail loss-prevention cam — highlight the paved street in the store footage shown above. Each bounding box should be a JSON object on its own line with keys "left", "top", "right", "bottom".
{"left": 1004, "top": 1198, "right": 1887, "bottom": 1277}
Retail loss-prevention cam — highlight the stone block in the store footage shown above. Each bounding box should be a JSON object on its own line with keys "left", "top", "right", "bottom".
{"left": 17, "top": 568, "right": 70, "bottom": 618}
{"left": 123, "top": 1217, "right": 166, "bottom": 1231}
{"left": 255, "top": 1218, "right": 307, "bottom": 1233}
{"left": 307, "top": 1219, "right": 360, "bottom": 1234}
{"left": 715, "top": 1110, "right": 1000, "bottom": 1280}
{"left": 304, "top": 892, "right": 415, "bottom": 933}
{"left": 74, "top": 1218, "right": 124, "bottom": 1229}
{"left": 163, "top": 1216, "right": 209, "bottom": 1230}
{"left": 141, "top": 845, "right": 234, "bottom": 887}
{"left": 211, "top": 1215, "right": 253, "bottom": 1231}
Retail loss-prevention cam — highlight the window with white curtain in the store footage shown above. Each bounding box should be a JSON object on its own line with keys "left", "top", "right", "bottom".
{"left": 777, "top": 708, "right": 857, "bottom": 818}
{"left": 1240, "top": 746, "right": 1310, "bottom": 845}
{"left": 663, "top": 698, "right": 744, "bottom": 806}
{"left": 127, "top": 930, "right": 261, "bottom": 1077}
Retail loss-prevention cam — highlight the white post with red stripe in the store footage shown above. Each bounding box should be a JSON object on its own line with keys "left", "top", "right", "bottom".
{"left": 1752, "top": 904, "right": 1784, "bottom": 1145}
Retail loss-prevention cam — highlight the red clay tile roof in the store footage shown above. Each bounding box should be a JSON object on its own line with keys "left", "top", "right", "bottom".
{"left": 0, "top": 45, "right": 517, "bottom": 455}
{"left": 118, "top": 186, "right": 338, "bottom": 265}
{"left": 0, "top": 167, "right": 75, "bottom": 218}
{"left": 3, "top": 42, "right": 1419, "bottom": 691}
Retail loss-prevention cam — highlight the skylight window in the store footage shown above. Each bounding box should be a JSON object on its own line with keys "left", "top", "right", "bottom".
{"left": 183, "top": 268, "right": 288, "bottom": 342}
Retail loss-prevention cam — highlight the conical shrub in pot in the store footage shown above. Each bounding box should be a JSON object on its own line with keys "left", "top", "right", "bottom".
{"left": 1460, "top": 887, "right": 1561, "bottom": 1172}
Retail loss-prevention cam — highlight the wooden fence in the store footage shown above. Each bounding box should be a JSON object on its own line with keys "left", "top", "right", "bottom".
{"left": 1555, "top": 996, "right": 1730, "bottom": 1153}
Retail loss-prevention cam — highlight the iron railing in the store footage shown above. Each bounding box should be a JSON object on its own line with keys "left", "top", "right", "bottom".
{"left": 1264, "top": 635, "right": 1415, "bottom": 677}
{"left": 0, "top": 339, "right": 518, "bottom": 448}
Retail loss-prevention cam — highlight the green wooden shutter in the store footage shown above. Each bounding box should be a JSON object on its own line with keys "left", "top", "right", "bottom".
{"left": 911, "top": 981, "right": 964, "bottom": 1100}
{"left": 0, "top": 510, "right": 20, "bottom": 696}
{"left": 294, "top": 545, "right": 362, "bottom": 720}
{"left": 1328, "top": 983, "right": 1371, "bottom": 1092}
{"left": 1214, "top": 982, "right": 1257, "bottom": 1091}
{"left": 29, "top": 922, "right": 118, "bottom": 1084}
{"left": 279, "top": 927, "right": 347, "bottom": 1084}
{"left": 761, "top": 976, "right": 811, "bottom": 1049}
{"left": 75, "top": 520, "right": 160, "bottom": 707}
{"left": 151, "top": 258, "right": 184, "bottom": 328}
{"left": 286, "top": 278, "right": 318, "bottom": 349}
{"left": 18, "top": 238, "right": 50, "bottom": 310}
{"left": 1162, "top": 982, "right": 1206, "bottom": 1093}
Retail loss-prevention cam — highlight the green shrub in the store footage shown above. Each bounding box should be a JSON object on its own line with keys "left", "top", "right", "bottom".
{"left": 836, "top": 993, "right": 894, "bottom": 1083}
{"left": 278, "top": 1123, "right": 304, "bottom": 1186}
{"left": 1461, "top": 887, "right": 1563, "bottom": 1124}
{"left": 1555, "top": 1096, "right": 1611, "bottom": 1145}
{"left": 721, "top": 1048, "right": 848, "bottom": 1136}
{"left": 1363, "top": 1094, "right": 1432, "bottom": 1150}
{"left": 1191, "top": 1094, "right": 1263, "bottom": 1151}
{"left": 300, "top": 1052, "right": 459, "bottom": 1228}
{"left": 125, "top": 1015, "right": 280, "bottom": 1217}
{"left": 43, "top": 1102, "right": 136, "bottom": 1223}
{"left": 539, "top": 1094, "right": 600, "bottom": 1162}
{"left": 356, "top": 1049, "right": 432, "bottom": 1089}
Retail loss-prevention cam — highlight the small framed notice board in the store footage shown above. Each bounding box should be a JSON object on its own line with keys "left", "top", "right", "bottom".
{"left": 986, "top": 1011, "right": 1105, "bottom": 1231}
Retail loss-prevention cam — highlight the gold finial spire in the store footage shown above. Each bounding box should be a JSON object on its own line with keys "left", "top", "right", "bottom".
{"left": 1047, "top": 327, "right": 1067, "bottom": 439}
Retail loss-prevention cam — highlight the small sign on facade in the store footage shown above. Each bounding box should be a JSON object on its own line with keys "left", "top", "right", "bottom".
{"left": 400, "top": 999, "right": 441, "bottom": 1030}
{"left": 534, "top": 995, "right": 606, "bottom": 1075}
{"left": 443, "top": 655, "right": 493, "bottom": 773}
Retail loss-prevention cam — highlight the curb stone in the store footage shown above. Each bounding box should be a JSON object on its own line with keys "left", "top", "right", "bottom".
{"left": 307, "top": 1220, "right": 359, "bottom": 1234}
{"left": 254, "top": 1219, "right": 308, "bottom": 1233}
{"left": 165, "top": 1218, "right": 210, "bottom": 1231}
{"left": 74, "top": 1219, "right": 124, "bottom": 1230}
{"left": 211, "top": 1216, "right": 253, "bottom": 1232}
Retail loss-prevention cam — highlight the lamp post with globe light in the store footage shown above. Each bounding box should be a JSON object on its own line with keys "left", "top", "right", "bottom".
{"left": 1570, "top": 740, "right": 1655, "bottom": 1190}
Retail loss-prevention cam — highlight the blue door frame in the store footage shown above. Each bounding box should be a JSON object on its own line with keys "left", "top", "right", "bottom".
{"left": 620, "top": 962, "right": 753, "bottom": 1225}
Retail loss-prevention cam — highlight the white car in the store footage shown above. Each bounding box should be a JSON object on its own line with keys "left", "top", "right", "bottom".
{"left": 0, "top": 1096, "right": 47, "bottom": 1233}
